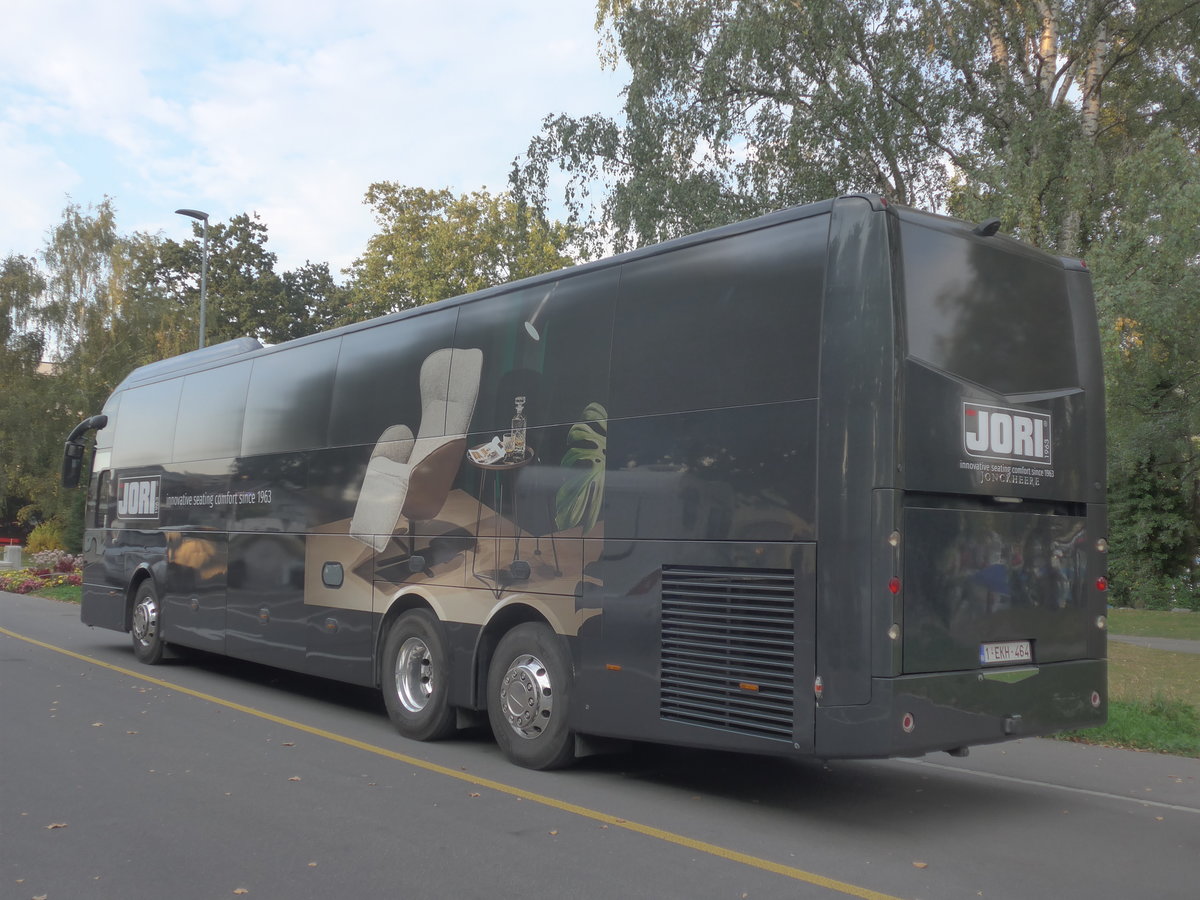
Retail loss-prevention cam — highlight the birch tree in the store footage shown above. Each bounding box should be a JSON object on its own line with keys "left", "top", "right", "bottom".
{"left": 515, "top": 0, "right": 1199, "bottom": 255}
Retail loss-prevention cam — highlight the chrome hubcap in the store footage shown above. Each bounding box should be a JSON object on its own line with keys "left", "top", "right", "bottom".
{"left": 395, "top": 637, "right": 434, "bottom": 713}
{"left": 131, "top": 596, "right": 158, "bottom": 647}
{"left": 499, "top": 653, "right": 553, "bottom": 739}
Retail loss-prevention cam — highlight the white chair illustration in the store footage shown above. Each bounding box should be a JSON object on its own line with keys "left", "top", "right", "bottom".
{"left": 350, "top": 347, "right": 483, "bottom": 558}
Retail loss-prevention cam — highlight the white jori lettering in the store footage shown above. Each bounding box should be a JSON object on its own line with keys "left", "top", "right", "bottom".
{"left": 962, "top": 403, "right": 1052, "bottom": 465}
{"left": 117, "top": 476, "right": 160, "bottom": 519}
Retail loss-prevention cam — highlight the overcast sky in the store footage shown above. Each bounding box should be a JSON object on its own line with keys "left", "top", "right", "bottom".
{"left": 0, "top": 1, "right": 627, "bottom": 275}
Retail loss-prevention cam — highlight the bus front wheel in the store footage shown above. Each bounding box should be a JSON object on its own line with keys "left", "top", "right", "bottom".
{"left": 487, "top": 622, "right": 575, "bottom": 770}
{"left": 130, "top": 581, "right": 165, "bottom": 665}
{"left": 381, "top": 609, "right": 457, "bottom": 742}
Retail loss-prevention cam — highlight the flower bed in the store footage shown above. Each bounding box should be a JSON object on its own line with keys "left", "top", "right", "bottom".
{"left": 0, "top": 550, "right": 83, "bottom": 594}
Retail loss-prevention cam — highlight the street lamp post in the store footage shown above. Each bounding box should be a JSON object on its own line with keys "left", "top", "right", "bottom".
{"left": 175, "top": 208, "right": 210, "bottom": 349}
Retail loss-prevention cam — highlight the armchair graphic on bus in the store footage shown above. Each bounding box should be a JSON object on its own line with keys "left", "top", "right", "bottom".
{"left": 349, "top": 347, "right": 483, "bottom": 558}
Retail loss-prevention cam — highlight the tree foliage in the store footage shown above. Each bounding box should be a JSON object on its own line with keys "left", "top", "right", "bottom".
{"left": 513, "top": 0, "right": 1200, "bottom": 604}
{"left": 165, "top": 212, "right": 344, "bottom": 345}
{"left": 345, "top": 185, "right": 576, "bottom": 320}
{"left": 516, "top": 0, "right": 1199, "bottom": 255}
{"left": 1, "top": 200, "right": 140, "bottom": 542}
{"left": 1090, "top": 130, "right": 1200, "bottom": 606}
{"left": 0, "top": 201, "right": 348, "bottom": 544}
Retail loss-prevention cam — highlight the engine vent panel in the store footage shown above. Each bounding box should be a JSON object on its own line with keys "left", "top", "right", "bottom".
{"left": 660, "top": 565, "right": 796, "bottom": 740}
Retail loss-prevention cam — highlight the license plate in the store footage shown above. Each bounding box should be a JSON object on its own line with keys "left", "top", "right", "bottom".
{"left": 980, "top": 640, "right": 1033, "bottom": 666}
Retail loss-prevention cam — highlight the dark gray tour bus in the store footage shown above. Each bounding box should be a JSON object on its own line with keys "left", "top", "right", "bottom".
{"left": 63, "top": 195, "right": 1108, "bottom": 769}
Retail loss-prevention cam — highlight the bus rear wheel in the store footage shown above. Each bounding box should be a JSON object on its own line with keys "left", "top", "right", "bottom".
{"left": 381, "top": 609, "right": 457, "bottom": 742}
{"left": 130, "top": 581, "right": 165, "bottom": 665}
{"left": 487, "top": 622, "right": 575, "bottom": 770}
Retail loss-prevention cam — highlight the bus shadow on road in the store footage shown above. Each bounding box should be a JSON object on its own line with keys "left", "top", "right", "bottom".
{"left": 155, "top": 645, "right": 389, "bottom": 717}
{"left": 573, "top": 741, "right": 1048, "bottom": 828}
{"left": 108, "top": 640, "right": 1056, "bottom": 829}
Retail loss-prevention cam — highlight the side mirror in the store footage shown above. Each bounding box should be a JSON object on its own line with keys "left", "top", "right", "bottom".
{"left": 62, "top": 442, "right": 85, "bottom": 488}
{"left": 61, "top": 414, "right": 109, "bottom": 488}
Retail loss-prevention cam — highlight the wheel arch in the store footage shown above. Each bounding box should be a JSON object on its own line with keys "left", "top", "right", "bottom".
{"left": 472, "top": 601, "right": 556, "bottom": 710}
{"left": 374, "top": 591, "right": 439, "bottom": 688}
{"left": 124, "top": 565, "right": 157, "bottom": 633}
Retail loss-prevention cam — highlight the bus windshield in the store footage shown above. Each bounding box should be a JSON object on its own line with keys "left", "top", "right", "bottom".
{"left": 901, "top": 220, "right": 1079, "bottom": 395}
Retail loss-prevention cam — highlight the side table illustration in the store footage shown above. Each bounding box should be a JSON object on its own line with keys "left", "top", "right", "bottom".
{"left": 468, "top": 446, "right": 535, "bottom": 595}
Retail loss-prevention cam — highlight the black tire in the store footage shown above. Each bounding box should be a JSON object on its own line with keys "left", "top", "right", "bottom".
{"left": 381, "top": 609, "right": 457, "bottom": 741}
{"left": 130, "top": 581, "right": 166, "bottom": 665}
{"left": 487, "top": 622, "right": 575, "bottom": 770}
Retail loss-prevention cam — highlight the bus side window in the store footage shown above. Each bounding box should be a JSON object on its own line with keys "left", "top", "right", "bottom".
{"left": 93, "top": 470, "right": 112, "bottom": 529}
{"left": 610, "top": 215, "right": 827, "bottom": 418}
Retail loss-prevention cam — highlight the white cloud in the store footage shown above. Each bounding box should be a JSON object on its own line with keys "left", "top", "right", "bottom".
{"left": 0, "top": 1, "right": 626, "bottom": 273}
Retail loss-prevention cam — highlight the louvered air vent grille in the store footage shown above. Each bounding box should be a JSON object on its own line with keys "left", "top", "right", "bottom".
{"left": 660, "top": 566, "right": 796, "bottom": 740}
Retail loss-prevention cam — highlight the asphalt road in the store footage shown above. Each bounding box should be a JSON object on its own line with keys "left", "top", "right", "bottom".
{"left": 3, "top": 591, "right": 1198, "bottom": 900}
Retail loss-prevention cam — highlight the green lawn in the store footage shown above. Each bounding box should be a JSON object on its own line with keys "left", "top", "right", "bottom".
{"left": 1060, "top": 697, "right": 1200, "bottom": 757}
{"left": 1057, "top": 629, "right": 1200, "bottom": 757}
{"left": 32, "top": 583, "right": 83, "bottom": 603}
{"left": 1107, "top": 608, "right": 1200, "bottom": 640}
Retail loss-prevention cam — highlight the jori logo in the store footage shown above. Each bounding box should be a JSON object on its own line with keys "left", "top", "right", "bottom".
{"left": 963, "top": 403, "right": 1052, "bottom": 465}
{"left": 117, "top": 476, "right": 160, "bottom": 519}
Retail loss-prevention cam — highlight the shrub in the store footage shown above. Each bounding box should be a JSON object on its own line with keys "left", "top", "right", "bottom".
{"left": 26, "top": 521, "right": 66, "bottom": 554}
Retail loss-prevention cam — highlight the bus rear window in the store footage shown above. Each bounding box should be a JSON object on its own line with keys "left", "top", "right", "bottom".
{"left": 901, "top": 223, "right": 1078, "bottom": 394}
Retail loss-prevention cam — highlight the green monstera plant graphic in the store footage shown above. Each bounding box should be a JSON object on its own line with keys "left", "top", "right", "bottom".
{"left": 554, "top": 402, "right": 607, "bottom": 534}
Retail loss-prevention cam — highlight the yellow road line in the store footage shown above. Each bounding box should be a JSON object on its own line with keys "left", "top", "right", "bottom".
{"left": 1, "top": 625, "right": 903, "bottom": 900}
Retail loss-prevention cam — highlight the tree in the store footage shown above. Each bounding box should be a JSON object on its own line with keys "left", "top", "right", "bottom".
{"left": 0, "top": 200, "right": 135, "bottom": 542}
{"left": 513, "top": 0, "right": 1200, "bottom": 604}
{"left": 1, "top": 200, "right": 355, "bottom": 548}
{"left": 515, "top": 0, "right": 1199, "bottom": 255}
{"left": 159, "top": 213, "right": 344, "bottom": 347}
{"left": 345, "top": 185, "right": 576, "bottom": 320}
{"left": 167, "top": 213, "right": 286, "bottom": 345}
{"left": 1090, "top": 130, "right": 1200, "bottom": 607}
{"left": 283, "top": 261, "right": 352, "bottom": 335}
{"left": 0, "top": 255, "right": 49, "bottom": 533}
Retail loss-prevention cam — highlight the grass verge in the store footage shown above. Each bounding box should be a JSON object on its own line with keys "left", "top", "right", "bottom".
{"left": 1058, "top": 697, "right": 1200, "bottom": 757}
{"left": 1057, "top": 640, "right": 1200, "bottom": 757}
{"left": 1107, "top": 608, "right": 1200, "bottom": 641}
{"left": 33, "top": 583, "right": 83, "bottom": 603}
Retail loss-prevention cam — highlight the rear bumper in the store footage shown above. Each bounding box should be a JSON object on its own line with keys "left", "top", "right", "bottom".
{"left": 815, "top": 658, "right": 1107, "bottom": 758}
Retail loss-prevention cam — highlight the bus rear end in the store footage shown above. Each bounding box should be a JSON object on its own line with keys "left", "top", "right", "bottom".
{"left": 815, "top": 200, "right": 1107, "bottom": 758}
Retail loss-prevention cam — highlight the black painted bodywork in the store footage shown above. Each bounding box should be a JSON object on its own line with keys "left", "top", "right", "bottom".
{"left": 74, "top": 195, "right": 1106, "bottom": 760}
